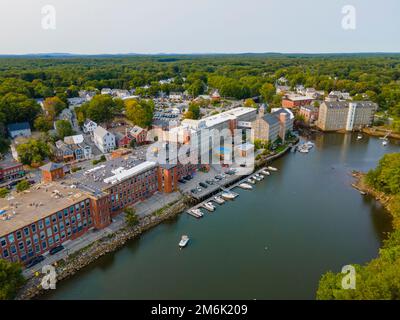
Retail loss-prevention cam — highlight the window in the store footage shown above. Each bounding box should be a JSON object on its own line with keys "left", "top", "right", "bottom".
{"left": 48, "top": 237, "right": 54, "bottom": 246}
{"left": 33, "top": 234, "right": 39, "bottom": 244}
{"left": 55, "top": 234, "right": 60, "bottom": 243}
{"left": 61, "top": 231, "right": 66, "bottom": 239}
{"left": 38, "top": 220, "right": 44, "bottom": 230}
{"left": 70, "top": 206, "right": 74, "bottom": 214}
{"left": 23, "top": 227, "right": 29, "bottom": 237}
{"left": 42, "top": 241, "right": 47, "bottom": 250}
{"left": 53, "top": 225, "right": 58, "bottom": 233}
{"left": 75, "top": 204, "right": 80, "bottom": 211}
{"left": 64, "top": 209, "right": 68, "bottom": 217}
{"left": 59, "top": 221, "right": 64, "bottom": 231}
{"left": 67, "top": 228, "right": 71, "bottom": 236}
{"left": 26, "top": 238, "right": 32, "bottom": 247}
{"left": 35, "top": 245, "right": 40, "bottom": 253}
{"left": 58, "top": 211, "right": 63, "bottom": 220}
{"left": 10, "top": 245, "right": 16, "bottom": 255}
{"left": 77, "top": 213, "right": 81, "bottom": 221}
{"left": 31, "top": 224, "right": 36, "bottom": 233}
{"left": 81, "top": 201, "right": 85, "bottom": 209}
{"left": 16, "top": 230, "right": 22, "bottom": 240}
{"left": 72, "top": 227, "right": 77, "bottom": 234}
{"left": 46, "top": 228, "right": 52, "bottom": 237}
{"left": 45, "top": 217, "right": 50, "bottom": 226}
{"left": 8, "top": 234, "right": 14, "bottom": 244}
{"left": 18, "top": 242, "right": 24, "bottom": 250}
{"left": 51, "top": 214, "right": 57, "bottom": 223}
{"left": 78, "top": 222, "right": 82, "bottom": 232}
{"left": 65, "top": 218, "right": 70, "bottom": 227}
{"left": 71, "top": 216, "right": 76, "bottom": 224}
{"left": 1, "top": 238, "right": 6, "bottom": 247}
{"left": 3, "top": 249, "right": 9, "bottom": 258}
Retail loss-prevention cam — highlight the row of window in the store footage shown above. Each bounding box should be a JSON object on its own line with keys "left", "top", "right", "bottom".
{"left": 0, "top": 199, "right": 91, "bottom": 249}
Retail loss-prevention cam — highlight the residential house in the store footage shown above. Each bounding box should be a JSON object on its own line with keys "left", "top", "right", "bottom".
{"left": 83, "top": 119, "right": 98, "bottom": 134}
{"left": 130, "top": 126, "right": 147, "bottom": 145}
{"left": 0, "top": 159, "right": 25, "bottom": 184}
{"left": 63, "top": 134, "right": 92, "bottom": 160}
{"left": 54, "top": 140, "right": 74, "bottom": 162}
{"left": 299, "top": 105, "right": 319, "bottom": 124}
{"left": 93, "top": 126, "right": 116, "bottom": 153}
{"left": 7, "top": 122, "right": 31, "bottom": 139}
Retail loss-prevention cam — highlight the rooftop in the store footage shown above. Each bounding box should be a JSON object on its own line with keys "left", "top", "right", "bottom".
{"left": 0, "top": 183, "right": 90, "bottom": 237}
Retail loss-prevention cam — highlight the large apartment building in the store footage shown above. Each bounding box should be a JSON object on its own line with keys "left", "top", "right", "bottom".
{"left": 317, "top": 101, "right": 377, "bottom": 131}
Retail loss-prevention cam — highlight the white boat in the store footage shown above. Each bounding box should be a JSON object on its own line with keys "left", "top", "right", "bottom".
{"left": 253, "top": 175, "right": 261, "bottom": 181}
{"left": 221, "top": 192, "right": 236, "bottom": 200}
{"left": 305, "top": 141, "right": 314, "bottom": 148}
{"left": 238, "top": 183, "right": 253, "bottom": 190}
{"left": 298, "top": 147, "right": 309, "bottom": 154}
{"left": 382, "top": 139, "right": 388, "bottom": 146}
{"left": 191, "top": 208, "right": 203, "bottom": 217}
{"left": 179, "top": 235, "right": 189, "bottom": 248}
{"left": 357, "top": 134, "right": 363, "bottom": 140}
{"left": 247, "top": 178, "right": 256, "bottom": 184}
{"left": 267, "top": 166, "right": 278, "bottom": 171}
{"left": 255, "top": 173, "right": 264, "bottom": 180}
{"left": 260, "top": 169, "right": 270, "bottom": 176}
{"left": 202, "top": 202, "right": 215, "bottom": 212}
{"left": 214, "top": 196, "right": 225, "bottom": 204}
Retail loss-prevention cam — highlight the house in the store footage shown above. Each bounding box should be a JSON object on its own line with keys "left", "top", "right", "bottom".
{"left": 276, "top": 85, "right": 291, "bottom": 94}
{"left": 54, "top": 140, "right": 74, "bottom": 162}
{"left": 93, "top": 126, "right": 116, "bottom": 153}
{"left": 7, "top": 122, "right": 31, "bottom": 139}
{"left": 299, "top": 105, "right": 319, "bottom": 124}
{"left": 101, "top": 88, "right": 112, "bottom": 95}
{"left": 40, "top": 162, "right": 65, "bottom": 183}
{"left": 211, "top": 90, "right": 221, "bottom": 102}
{"left": 0, "top": 159, "right": 25, "bottom": 184}
{"left": 58, "top": 108, "right": 73, "bottom": 122}
{"left": 83, "top": 119, "right": 98, "bottom": 134}
{"left": 169, "top": 92, "right": 183, "bottom": 100}
{"left": 63, "top": 134, "right": 92, "bottom": 160}
{"left": 282, "top": 94, "right": 314, "bottom": 108}
{"left": 130, "top": 126, "right": 147, "bottom": 145}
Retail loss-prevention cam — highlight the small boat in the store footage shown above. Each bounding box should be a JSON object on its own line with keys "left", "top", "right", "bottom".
{"left": 360, "top": 191, "right": 367, "bottom": 195}
{"left": 382, "top": 139, "right": 388, "bottom": 146}
{"left": 253, "top": 175, "right": 261, "bottom": 181}
{"left": 247, "top": 178, "right": 256, "bottom": 184}
{"left": 255, "top": 173, "right": 264, "bottom": 180}
{"left": 357, "top": 134, "right": 363, "bottom": 140}
{"left": 202, "top": 202, "right": 215, "bottom": 212}
{"left": 214, "top": 196, "right": 225, "bottom": 204}
{"left": 179, "top": 235, "right": 189, "bottom": 248}
{"left": 267, "top": 166, "right": 278, "bottom": 171}
{"left": 221, "top": 192, "right": 236, "bottom": 200}
{"left": 191, "top": 208, "right": 204, "bottom": 217}
{"left": 239, "top": 183, "right": 253, "bottom": 190}
{"left": 298, "top": 147, "right": 309, "bottom": 153}
{"left": 260, "top": 169, "right": 270, "bottom": 176}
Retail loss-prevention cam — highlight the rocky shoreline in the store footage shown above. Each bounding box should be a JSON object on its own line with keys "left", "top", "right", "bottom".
{"left": 16, "top": 195, "right": 191, "bottom": 300}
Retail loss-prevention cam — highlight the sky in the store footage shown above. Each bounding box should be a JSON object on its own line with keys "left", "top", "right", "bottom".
{"left": 0, "top": 0, "right": 399, "bottom": 54}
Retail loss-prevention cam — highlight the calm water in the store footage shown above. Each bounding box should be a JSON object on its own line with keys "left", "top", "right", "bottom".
{"left": 43, "top": 133, "right": 399, "bottom": 300}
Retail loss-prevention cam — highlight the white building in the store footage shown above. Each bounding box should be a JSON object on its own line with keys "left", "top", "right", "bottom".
{"left": 93, "top": 126, "right": 116, "bottom": 153}
{"left": 83, "top": 119, "right": 98, "bottom": 134}
{"left": 7, "top": 122, "right": 31, "bottom": 139}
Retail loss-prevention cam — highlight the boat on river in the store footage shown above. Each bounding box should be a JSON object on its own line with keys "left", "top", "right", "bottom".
{"left": 260, "top": 169, "right": 270, "bottom": 176}
{"left": 221, "top": 192, "right": 237, "bottom": 200}
{"left": 179, "top": 235, "right": 189, "bottom": 248}
{"left": 247, "top": 178, "right": 256, "bottom": 184}
{"left": 202, "top": 202, "right": 215, "bottom": 212}
{"left": 267, "top": 166, "right": 278, "bottom": 171}
{"left": 238, "top": 183, "right": 253, "bottom": 190}
{"left": 214, "top": 196, "right": 225, "bottom": 204}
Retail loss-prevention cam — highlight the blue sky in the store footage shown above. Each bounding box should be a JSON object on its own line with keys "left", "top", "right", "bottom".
{"left": 0, "top": 0, "right": 399, "bottom": 54}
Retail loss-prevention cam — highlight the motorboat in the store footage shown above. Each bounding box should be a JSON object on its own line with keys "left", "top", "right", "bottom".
{"left": 191, "top": 208, "right": 203, "bottom": 217}
{"left": 179, "top": 235, "right": 189, "bottom": 248}
{"left": 214, "top": 196, "right": 225, "bottom": 204}
{"left": 267, "top": 166, "right": 278, "bottom": 171}
{"left": 221, "top": 192, "right": 236, "bottom": 200}
{"left": 253, "top": 175, "right": 261, "bottom": 181}
{"left": 255, "top": 173, "right": 264, "bottom": 180}
{"left": 238, "top": 183, "right": 253, "bottom": 190}
{"left": 357, "top": 134, "right": 363, "bottom": 140}
{"left": 382, "top": 139, "right": 388, "bottom": 146}
{"left": 260, "top": 169, "right": 270, "bottom": 176}
{"left": 247, "top": 178, "right": 256, "bottom": 184}
{"left": 202, "top": 202, "right": 215, "bottom": 212}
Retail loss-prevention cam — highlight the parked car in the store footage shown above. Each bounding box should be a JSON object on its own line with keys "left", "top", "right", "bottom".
{"left": 214, "top": 175, "right": 222, "bottom": 180}
{"left": 178, "top": 178, "right": 186, "bottom": 184}
{"left": 25, "top": 255, "right": 45, "bottom": 268}
{"left": 49, "top": 245, "right": 64, "bottom": 255}
{"left": 199, "top": 182, "right": 208, "bottom": 188}
{"left": 184, "top": 175, "right": 193, "bottom": 180}
{"left": 206, "top": 180, "right": 214, "bottom": 185}
{"left": 190, "top": 188, "right": 197, "bottom": 194}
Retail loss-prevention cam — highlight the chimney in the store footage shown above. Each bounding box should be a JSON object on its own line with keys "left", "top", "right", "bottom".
{"left": 258, "top": 104, "right": 265, "bottom": 118}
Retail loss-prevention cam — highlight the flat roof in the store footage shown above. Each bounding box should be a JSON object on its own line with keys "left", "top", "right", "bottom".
{"left": 0, "top": 183, "right": 90, "bottom": 237}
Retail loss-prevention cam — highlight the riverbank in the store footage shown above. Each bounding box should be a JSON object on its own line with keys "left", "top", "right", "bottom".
{"left": 15, "top": 195, "right": 191, "bottom": 300}
{"left": 353, "top": 172, "right": 399, "bottom": 228}
{"left": 362, "top": 127, "right": 400, "bottom": 140}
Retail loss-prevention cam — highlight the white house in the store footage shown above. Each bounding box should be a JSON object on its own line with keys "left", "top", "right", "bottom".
{"left": 83, "top": 119, "right": 98, "bottom": 134}
{"left": 93, "top": 126, "right": 116, "bottom": 153}
{"left": 7, "top": 122, "right": 32, "bottom": 139}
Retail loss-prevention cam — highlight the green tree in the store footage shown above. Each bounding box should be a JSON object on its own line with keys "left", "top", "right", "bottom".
{"left": 0, "top": 187, "right": 9, "bottom": 198}
{"left": 43, "top": 96, "right": 67, "bottom": 120}
{"left": 125, "top": 207, "right": 139, "bottom": 227}
{"left": 16, "top": 138, "right": 50, "bottom": 165}
{"left": 184, "top": 102, "right": 201, "bottom": 120}
{"left": 0, "top": 93, "right": 41, "bottom": 125}
{"left": 260, "top": 83, "right": 275, "bottom": 103}
{"left": 125, "top": 99, "right": 154, "bottom": 128}
{"left": 244, "top": 98, "right": 257, "bottom": 108}
{"left": 81, "top": 95, "right": 122, "bottom": 124}
{"left": 16, "top": 180, "right": 30, "bottom": 192}
{"left": 34, "top": 115, "right": 53, "bottom": 132}
{"left": 0, "top": 259, "right": 25, "bottom": 300}
{"left": 55, "top": 120, "right": 74, "bottom": 139}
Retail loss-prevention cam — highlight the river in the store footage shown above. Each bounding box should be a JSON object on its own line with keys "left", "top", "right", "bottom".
{"left": 43, "top": 133, "right": 399, "bottom": 300}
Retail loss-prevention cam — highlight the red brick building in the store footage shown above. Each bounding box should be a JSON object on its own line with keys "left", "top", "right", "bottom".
{"left": 282, "top": 95, "right": 314, "bottom": 108}
{"left": 0, "top": 161, "right": 25, "bottom": 184}
{"left": 40, "top": 162, "right": 65, "bottom": 183}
